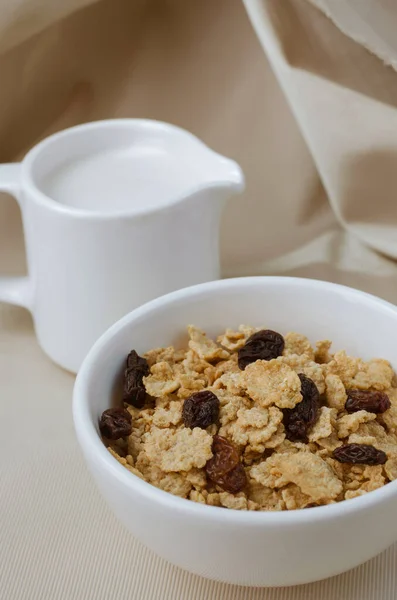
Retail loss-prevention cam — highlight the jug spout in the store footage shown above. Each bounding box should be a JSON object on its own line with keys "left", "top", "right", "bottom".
{"left": 207, "top": 154, "right": 245, "bottom": 195}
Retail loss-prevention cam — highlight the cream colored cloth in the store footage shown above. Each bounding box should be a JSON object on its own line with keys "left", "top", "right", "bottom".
{"left": 244, "top": 0, "right": 397, "bottom": 267}
{"left": 309, "top": 0, "right": 397, "bottom": 69}
{"left": 2, "top": 0, "right": 397, "bottom": 598}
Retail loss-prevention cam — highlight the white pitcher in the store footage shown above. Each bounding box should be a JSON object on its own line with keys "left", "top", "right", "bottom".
{"left": 0, "top": 119, "right": 244, "bottom": 372}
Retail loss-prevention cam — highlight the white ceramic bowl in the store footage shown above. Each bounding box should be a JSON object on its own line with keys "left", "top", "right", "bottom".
{"left": 73, "top": 277, "right": 397, "bottom": 587}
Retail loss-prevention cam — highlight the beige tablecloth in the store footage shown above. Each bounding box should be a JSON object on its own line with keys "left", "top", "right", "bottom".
{"left": 2, "top": 0, "right": 397, "bottom": 598}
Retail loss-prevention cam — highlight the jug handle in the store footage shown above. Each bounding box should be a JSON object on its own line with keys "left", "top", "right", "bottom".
{"left": 0, "top": 164, "right": 32, "bottom": 309}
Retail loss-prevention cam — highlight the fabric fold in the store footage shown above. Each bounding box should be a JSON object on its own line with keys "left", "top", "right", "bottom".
{"left": 244, "top": 0, "right": 397, "bottom": 267}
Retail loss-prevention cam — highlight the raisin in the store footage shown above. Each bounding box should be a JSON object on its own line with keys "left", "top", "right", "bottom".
{"left": 205, "top": 435, "right": 247, "bottom": 493}
{"left": 182, "top": 390, "right": 220, "bottom": 429}
{"left": 345, "top": 390, "right": 390, "bottom": 414}
{"left": 283, "top": 374, "right": 320, "bottom": 442}
{"left": 207, "top": 435, "right": 239, "bottom": 473}
{"left": 123, "top": 350, "right": 149, "bottom": 408}
{"left": 237, "top": 329, "right": 284, "bottom": 370}
{"left": 99, "top": 408, "right": 132, "bottom": 439}
{"left": 333, "top": 444, "right": 387, "bottom": 465}
{"left": 218, "top": 464, "right": 248, "bottom": 494}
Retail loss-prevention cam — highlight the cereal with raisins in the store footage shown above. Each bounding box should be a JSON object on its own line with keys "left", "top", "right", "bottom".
{"left": 101, "top": 325, "right": 397, "bottom": 510}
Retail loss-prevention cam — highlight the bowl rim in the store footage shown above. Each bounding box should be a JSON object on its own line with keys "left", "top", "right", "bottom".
{"left": 73, "top": 276, "right": 397, "bottom": 525}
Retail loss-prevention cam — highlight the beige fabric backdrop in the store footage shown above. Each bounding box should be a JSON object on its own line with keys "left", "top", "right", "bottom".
{"left": 309, "top": 0, "right": 397, "bottom": 69}
{"left": 1, "top": 0, "right": 397, "bottom": 598}
{"left": 245, "top": 0, "right": 397, "bottom": 280}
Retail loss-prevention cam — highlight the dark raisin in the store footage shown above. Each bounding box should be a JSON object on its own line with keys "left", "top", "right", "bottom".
{"left": 333, "top": 444, "right": 387, "bottom": 465}
{"left": 283, "top": 374, "right": 320, "bottom": 442}
{"left": 207, "top": 435, "right": 239, "bottom": 474}
{"left": 205, "top": 435, "right": 240, "bottom": 479}
{"left": 205, "top": 435, "right": 247, "bottom": 493}
{"left": 238, "top": 329, "right": 284, "bottom": 370}
{"left": 182, "top": 390, "right": 220, "bottom": 429}
{"left": 123, "top": 350, "right": 149, "bottom": 408}
{"left": 345, "top": 390, "right": 390, "bottom": 414}
{"left": 99, "top": 408, "right": 132, "bottom": 439}
{"left": 217, "top": 464, "right": 247, "bottom": 494}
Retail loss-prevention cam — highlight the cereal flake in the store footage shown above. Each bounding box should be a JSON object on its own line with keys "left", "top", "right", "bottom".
{"left": 143, "top": 362, "right": 180, "bottom": 397}
{"left": 144, "top": 427, "right": 213, "bottom": 472}
{"left": 152, "top": 400, "right": 183, "bottom": 428}
{"left": 188, "top": 325, "right": 229, "bottom": 361}
{"left": 242, "top": 360, "right": 302, "bottom": 409}
{"left": 385, "top": 457, "right": 397, "bottom": 480}
{"left": 308, "top": 407, "right": 335, "bottom": 442}
{"left": 217, "top": 325, "right": 256, "bottom": 351}
{"left": 337, "top": 411, "right": 376, "bottom": 439}
{"left": 189, "top": 490, "right": 206, "bottom": 504}
{"left": 247, "top": 479, "right": 285, "bottom": 510}
{"left": 315, "top": 340, "right": 333, "bottom": 364}
{"left": 219, "top": 492, "right": 248, "bottom": 510}
{"left": 283, "top": 332, "right": 314, "bottom": 360}
{"left": 324, "top": 374, "right": 347, "bottom": 412}
{"left": 229, "top": 406, "right": 283, "bottom": 451}
{"left": 351, "top": 359, "right": 394, "bottom": 391}
{"left": 144, "top": 346, "right": 177, "bottom": 368}
{"left": 258, "top": 452, "right": 342, "bottom": 502}
{"left": 281, "top": 484, "right": 312, "bottom": 510}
